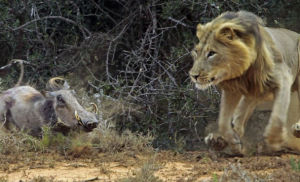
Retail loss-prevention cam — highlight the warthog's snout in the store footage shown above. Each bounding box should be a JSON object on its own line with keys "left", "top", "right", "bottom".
{"left": 75, "top": 110, "right": 99, "bottom": 131}
{"left": 86, "top": 121, "right": 98, "bottom": 130}
{"left": 79, "top": 119, "right": 98, "bottom": 131}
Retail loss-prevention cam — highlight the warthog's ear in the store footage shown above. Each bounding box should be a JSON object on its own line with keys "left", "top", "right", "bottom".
{"left": 215, "top": 23, "right": 245, "bottom": 42}
{"left": 46, "top": 77, "right": 70, "bottom": 91}
{"left": 90, "top": 103, "right": 98, "bottom": 113}
{"left": 63, "top": 80, "right": 70, "bottom": 90}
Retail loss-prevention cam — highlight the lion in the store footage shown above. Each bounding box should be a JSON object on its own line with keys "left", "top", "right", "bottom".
{"left": 189, "top": 11, "right": 300, "bottom": 154}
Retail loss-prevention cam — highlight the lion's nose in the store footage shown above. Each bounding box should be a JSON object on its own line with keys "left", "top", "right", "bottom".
{"left": 191, "top": 75, "right": 199, "bottom": 80}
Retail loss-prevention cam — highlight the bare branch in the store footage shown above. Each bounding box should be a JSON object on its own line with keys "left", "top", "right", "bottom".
{"left": 12, "top": 16, "right": 91, "bottom": 39}
{"left": 167, "top": 17, "right": 194, "bottom": 28}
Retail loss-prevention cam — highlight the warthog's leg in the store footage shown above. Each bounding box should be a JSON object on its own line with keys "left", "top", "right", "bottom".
{"left": 205, "top": 90, "right": 243, "bottom": 153}
{"left": 264, "top": 70, "right": 292, "bottom": 151}
{"left": 232, "top": 96, "right": 257, "bottom": 138}
{"left": 0, "top": 100, "right": 8, "bottom": 128}
{"left": 1, "top": 113, "right": 6, "bottom": 128}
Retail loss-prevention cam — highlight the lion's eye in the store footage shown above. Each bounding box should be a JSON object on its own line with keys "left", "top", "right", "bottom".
{"left": 207, "top": 51, "right": 216, "bottom": 58}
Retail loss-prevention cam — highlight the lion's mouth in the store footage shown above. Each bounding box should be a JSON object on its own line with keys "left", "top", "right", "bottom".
{"left": 191, "top": 75, "right": 223, "bottom": 90}
{"left": 190, "top": 70, "right": 228, "bottom": 90}
{"left": 195, "top": 77, "right": 219, "bottom": 90}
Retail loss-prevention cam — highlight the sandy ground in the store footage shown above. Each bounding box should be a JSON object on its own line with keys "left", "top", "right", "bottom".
{"left": 2, "top": 161, "right": 132, "bottom": 181}
{"left": 1, "top": 100, "right": 300, "bottom": 182}
{"left": 1, "top": 151, "right": 300, "bottom": 182}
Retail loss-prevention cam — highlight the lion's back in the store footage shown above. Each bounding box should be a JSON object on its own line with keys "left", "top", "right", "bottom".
{"left": 265, "top": 27, "right": 299, "bottom": 60}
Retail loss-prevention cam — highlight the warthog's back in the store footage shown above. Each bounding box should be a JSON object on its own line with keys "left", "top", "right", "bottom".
{"left": 0, "top": 86, "right": 46, "bottom": 136}
{"left": 1, "top": 86, "right": 42, "bottom": 99}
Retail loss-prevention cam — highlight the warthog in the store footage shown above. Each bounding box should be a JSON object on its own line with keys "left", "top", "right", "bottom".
{"left": 0, "top": 77, "right": 99, "bottom": 137}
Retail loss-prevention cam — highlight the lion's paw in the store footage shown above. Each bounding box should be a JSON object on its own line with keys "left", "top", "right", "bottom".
{"left": 204, "top": 133, "right": 228, "bottom": 151}
{"left": 292, "top": 122, "right": 300, "bottom": 138}
{"left": 205, "top": 132, "right": 244, "bottom": 155}
{"left": 264, "top": 124, "right": 285, "bottom": 151}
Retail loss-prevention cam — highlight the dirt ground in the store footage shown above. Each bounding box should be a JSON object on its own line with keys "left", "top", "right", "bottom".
{"left": 1, "top": 95, "right": 300, "bottom": 182}
{"left": 1, "top": 150, "right": 300, "bottom": 182}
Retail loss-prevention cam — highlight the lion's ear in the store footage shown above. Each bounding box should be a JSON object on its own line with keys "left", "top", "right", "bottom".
{"left": 216, "top": 23, "right": 244, "bottom": 41}
{"left": 196, "top": 24, "right": 203, "bottom": 39}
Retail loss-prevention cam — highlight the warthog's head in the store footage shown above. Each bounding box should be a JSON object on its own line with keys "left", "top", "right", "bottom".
{"left": 45, "top": 77, "right": 99, "bottom": 132}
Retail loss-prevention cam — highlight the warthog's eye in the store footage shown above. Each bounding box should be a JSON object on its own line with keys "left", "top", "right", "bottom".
{"left": 57, "top": 94, "right": 65, "bottom": 105}
{"left": 207, "top": 51, "right": 216, "bottom": 58}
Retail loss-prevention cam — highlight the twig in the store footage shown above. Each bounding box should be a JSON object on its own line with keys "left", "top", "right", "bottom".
{"left": 106, "top": 24, "right": 129, "bottom": 83}
{"left": 167, "top": 17, "right": 194, "bottom": 28}
{"left": 12, "top": 16, "right": 91, "bottom": 39}
{"left": 90, "top": 0, "right": 117, "bottom": 24}
{"left": 0, "top": 60, "right": 32, "bottom": 72}
{"left": 81, "top": 177, "right": 99, "bottom": 182}
{"left": 84, "top": 64, "right": 102, "bottom": 83}
{"left": 87, "top": 81, "right": 100, "bottom": 91}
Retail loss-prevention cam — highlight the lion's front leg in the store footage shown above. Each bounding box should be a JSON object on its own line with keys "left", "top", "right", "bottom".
{"left": 291, "top": 73, "right": 300, "bottom": 139}
{"left": 232, "top": 96, "right": 257, "bottom": 138}
{"left": 205, "top": 90, "right": 243, "bottom": 153}
{"left": 291, "top": 121, "right": 300, "bottom": 138}
{"left": 264, "top": 72, "right": 292, "bottom": 151}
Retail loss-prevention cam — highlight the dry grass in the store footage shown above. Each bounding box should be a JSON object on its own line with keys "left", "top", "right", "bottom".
{"left": 0, "top": 124, "right": 153, "bottom": 158}
{"left": 0, "top": 128, "right": 42, "bottom": 155}
{"left": 219, "top": 163, "right": 262, "bottom": 182}
{"left": 90, "top": 128, "right": 153, "bottom": 154}
{"left": 0, "top": 126, "right": 154, "bottom": 181}
{"left": 118, "top": 157, "right": 162, "bottom": 182}
{"left": 30, "top": 176, "right": 58, "bottom": 182}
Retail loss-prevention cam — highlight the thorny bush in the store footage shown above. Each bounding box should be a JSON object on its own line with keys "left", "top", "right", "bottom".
{"left": 1, "top": 0, "right": 300, "bottom": 150}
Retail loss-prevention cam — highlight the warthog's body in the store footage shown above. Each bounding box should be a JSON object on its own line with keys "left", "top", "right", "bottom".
{"left": 0, "top": 79, "right": 99, "bottom": 137}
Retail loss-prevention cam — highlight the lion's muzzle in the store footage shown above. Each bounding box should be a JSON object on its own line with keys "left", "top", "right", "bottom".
{"left": 190, "top": 74, "right": 199, "bottom": 82}
{"left": 189, "top": 72, "right": 217, "bottom": 90}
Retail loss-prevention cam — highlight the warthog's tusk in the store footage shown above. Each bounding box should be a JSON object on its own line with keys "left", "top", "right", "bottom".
{"left": 90, "top": 102, "right": 98, "bottom": 113}
{"left": 74, "top": 110, "right": 83, "bottom": 126}
{"left": 57, "top": 117, "right": 63, "bottom": 123}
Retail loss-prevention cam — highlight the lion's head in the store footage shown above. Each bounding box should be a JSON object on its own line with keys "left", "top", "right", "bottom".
{"left": 189, "top": 11, "right": 266, "bottom": 90}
